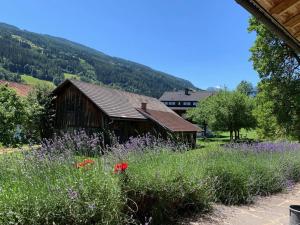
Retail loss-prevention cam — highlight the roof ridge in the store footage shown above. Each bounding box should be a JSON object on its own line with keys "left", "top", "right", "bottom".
{"left": 68, "top": 79, "right": 157, "bottom": 115}
{"left": 69, "top": 79, "right": 158, "bottom": 101}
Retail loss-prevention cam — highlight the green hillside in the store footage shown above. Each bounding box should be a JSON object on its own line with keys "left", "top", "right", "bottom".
{"left": 0, "top": 22, "right": 197, "bottom": 97}
{"left": 21, "top": 75, "right": 55, "bottom": 88}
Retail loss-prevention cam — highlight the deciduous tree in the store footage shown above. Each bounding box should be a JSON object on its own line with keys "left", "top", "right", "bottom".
{"left": 187, "top": 91, "right": 256, "bottom": 140}
{"left": 236, "top": 80, "right": 254, "bottom": 96}
{"left": 25, "top": 84, "right": 55, "bottom": 141}
{"left": 249, "top": 18, "right": 300, "bottom": 140}
{"left": 0, "top": 84, "right": 27, "bottom": 145}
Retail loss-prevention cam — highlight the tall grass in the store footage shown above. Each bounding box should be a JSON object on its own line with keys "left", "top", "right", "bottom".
{"left": 0, "top": 131, "right": 299, "bottom": 224}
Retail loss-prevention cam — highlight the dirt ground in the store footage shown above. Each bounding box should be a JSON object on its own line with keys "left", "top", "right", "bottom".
{"left": 182, "top": 184, "right": 300, "bottom": 225}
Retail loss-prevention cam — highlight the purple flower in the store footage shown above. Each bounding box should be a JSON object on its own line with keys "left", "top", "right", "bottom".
{"left": 223, "top": 141, "right": 300, "bottom": 153}
{"left": 284, "top": 179, "right": 295, "bottom": 190}
{"left": 88, "top": 203, "right": 96, "bottom": 210}
{"left": 22, "top": 130, "right": 188, "bottom": 164}
{"left": 67, "top": 188, "right": 79, "bottom": 200}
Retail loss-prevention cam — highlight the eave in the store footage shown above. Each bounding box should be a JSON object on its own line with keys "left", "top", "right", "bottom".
{"left": 236, "top": 0, "right": 300, "bottom": 53}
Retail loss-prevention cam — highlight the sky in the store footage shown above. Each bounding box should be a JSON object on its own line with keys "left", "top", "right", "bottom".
{"left": 0, "top": 0, "right": 259, "bottom": 90}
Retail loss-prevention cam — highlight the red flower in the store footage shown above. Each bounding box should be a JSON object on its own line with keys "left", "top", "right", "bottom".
{"left": 83, "top": 159, "right": 94, "bottom": 165}
{"left": 114, "top": 162, "right": 128, "bottom": 174}
{"left": 121, "top": 163, "right": 128, "bottom": 170}
{"left": 75, "top": 159, "right": 95, "bottom": 169}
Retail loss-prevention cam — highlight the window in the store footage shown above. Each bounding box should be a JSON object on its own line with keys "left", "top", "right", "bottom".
{"left": 163, "top": 101, "right": 176, "bottom": 106}
{"left": 192, "top": 102, "right": 197, "bottom": 106}
{"left": 183, "top": 102, "right": 191, "bottom": 106}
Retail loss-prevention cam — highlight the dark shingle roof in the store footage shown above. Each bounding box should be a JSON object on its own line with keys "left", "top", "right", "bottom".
{"left": 138, "top": 109, "right": 200, "bottom": 132}
{"left": 54, "top": 80, "right": 199, "bottom": 132}
{"left": 159, "top": 90, "right": 213, "bottom": 101}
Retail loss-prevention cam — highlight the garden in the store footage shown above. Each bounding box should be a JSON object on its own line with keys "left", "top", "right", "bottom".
{"left": 0, "top": 16, "right": 300, "bottom": 224}
{"left": 0, "top": 130, "right": 300, "bottom": 225}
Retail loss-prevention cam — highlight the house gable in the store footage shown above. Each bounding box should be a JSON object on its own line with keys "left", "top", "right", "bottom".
{"left": 55, "top": 82, "right": 105, "bottom": 129}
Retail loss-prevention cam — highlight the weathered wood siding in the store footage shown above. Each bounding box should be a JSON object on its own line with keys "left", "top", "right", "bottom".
{"left": 111, "top": 119, "right": 156, "bottom": 142}
{"left": 55, "top": 83, "right": 105, "bottom": 129}
{"left": 54, "top": 82, "right": 197, "bottom": 147}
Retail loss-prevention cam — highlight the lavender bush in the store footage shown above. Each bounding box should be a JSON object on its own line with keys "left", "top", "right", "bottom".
{"left": 109, "top": 133, "right": 188, "bottom": 161}
{"left": 203, "top": 141, "right": 300, "bottom": 204}
{"left": 3, "top": 130, "right": 300, "bottom": 224}
{"left": 27, "top": 130, "right": 188, "bottom": 162}
{"left": 0, "top": 130, "right": 194, "bottom": 225}
{"left": 223, "top": 141, "right": 300, "bottom": 153}
{"left": 0, "top": 151, "right": 124, "bottom": 225}
{"left": 40, "top": 130, "right": 105, "bottom": 156}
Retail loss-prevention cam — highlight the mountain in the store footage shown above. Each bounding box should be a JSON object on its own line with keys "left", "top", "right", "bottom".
{"left": 206, "top": 86, "right": 222, "bottom": 92}
{"left": 0, "top": 22, "right": 197, "bottom": 98}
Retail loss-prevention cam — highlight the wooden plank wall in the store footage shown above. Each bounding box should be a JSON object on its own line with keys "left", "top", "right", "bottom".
{"left": 55, "top": 84, "right": 104, "bottom": 129}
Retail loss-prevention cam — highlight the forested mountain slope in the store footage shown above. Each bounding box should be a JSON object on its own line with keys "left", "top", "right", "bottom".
{"left": 0, "top": 22, "right": 197, "bottom": 97}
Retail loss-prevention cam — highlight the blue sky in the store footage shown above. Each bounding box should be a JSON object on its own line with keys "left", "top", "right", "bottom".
{"left": 1, "top": 0, "right": 259, "bottom": 90}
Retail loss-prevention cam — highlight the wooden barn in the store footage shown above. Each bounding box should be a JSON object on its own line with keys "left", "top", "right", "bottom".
{"left": 52, "top": 79, "right": 200, "bottom": 147}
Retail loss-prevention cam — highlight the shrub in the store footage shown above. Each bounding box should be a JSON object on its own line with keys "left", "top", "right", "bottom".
{"left": 39, "top": 130, "right": 105, "bottom": 157}
{"left": 0, "top": 84, "right": 27, "bottom": 146}
{"left": 25, "top": 84, "right": 55, "bottom": 141}
{"left": 204, "top": 142, "right": 300, "bottom": 205}
{"left": 205, "top": 161, "right": 251, "bottom": 204}
{"left": 204, "top": 154, "right": 285, "bottom": 204}
{"left": 1, "top": 131, "right": 300, "bottom": 225}
{"left": 124, "top": 151, "right": 212, "bottom": 224}
{"left": 0, "top": 151, "right": 124, "bottom": 225}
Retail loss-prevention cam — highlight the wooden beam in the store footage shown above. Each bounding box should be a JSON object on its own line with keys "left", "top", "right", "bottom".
{"left": 235, "top": 0, "right": 300, "bottom": 53}
{"left": 270, "top": 0, "right": 300, "bottom": 15}
{"left": 284, "top": 14, "right": 300, "bottom": 28}
{"left": 293, "top": 30, "right": 300, "bottom": 39}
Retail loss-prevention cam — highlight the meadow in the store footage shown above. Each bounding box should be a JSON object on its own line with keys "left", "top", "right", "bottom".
{"left": 21, "top": 75, "right": 56, "bottom": 88}
{"left": 0, "top": 131, "right": 300, "bottom": 225}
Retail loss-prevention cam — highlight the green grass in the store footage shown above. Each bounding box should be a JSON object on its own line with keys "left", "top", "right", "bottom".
{"left": 214, "top": 129, "right": 258, "bottom": 140}
{"left": 21, "top": 75, "right": 55, "bottom": 88}
{"left": 197, "top": 129, "right": 258, "bottom": 148}
{"left": 64, "top": 73, "right": 80, "bottom": 80}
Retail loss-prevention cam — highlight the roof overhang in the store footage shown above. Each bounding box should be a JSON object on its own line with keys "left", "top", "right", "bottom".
{"left": 137, "top": 108, "right": 201, "bottom": 133}
{"left": 236, "top": 0, "right": 300, "bottom": 53}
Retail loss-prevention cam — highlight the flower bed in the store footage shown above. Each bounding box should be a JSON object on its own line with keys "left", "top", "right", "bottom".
{"left": 0, "top": 131, "right": 300, "bottom": 224}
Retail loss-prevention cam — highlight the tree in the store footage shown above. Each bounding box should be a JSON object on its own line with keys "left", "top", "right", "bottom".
{"left": 25, "top": 84, "right": 55, "bottom": 142}
{"left": 187, "top": 91, "right": 256, "bottom": 141}
{"left": 249, "top": 17, "right": 300, "bottom": 140}
{"left": 187, "top": 100, "right": 210, "bottom": 137}
{"left": 253, "top": 82, "right": 284, "bottom": 140}
{"left": 0, "top": 84, "right": 27, "bottom": 145}
{"left": 236, "top": 80, "right": 254, "bottom": 96}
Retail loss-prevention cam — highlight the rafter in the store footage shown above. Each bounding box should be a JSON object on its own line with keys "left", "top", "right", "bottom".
{"left": 293, "top": 29, "right": 300, "bottom": 39}
{"left": 284, "top": 14, "right": 300, "bottom": 28}
{"left": 270, "top": 0, "right": 300, "bottom": 15}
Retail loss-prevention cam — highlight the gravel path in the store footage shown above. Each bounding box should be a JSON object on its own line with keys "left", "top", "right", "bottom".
{"left": 182, "top": 184, "right": 300, "bottom": 225}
